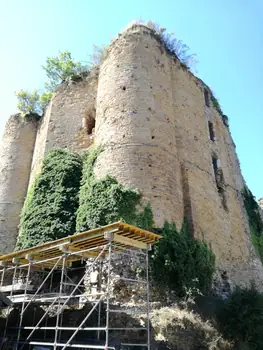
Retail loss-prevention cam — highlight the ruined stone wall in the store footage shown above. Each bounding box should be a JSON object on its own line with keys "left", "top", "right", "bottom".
{"left": 29, "top": 71, "right": 98, "bottom": 185}
{"left": 1, "top": 24, "right": 262, "bottom": 286}
{"left": 93, "top": 24, "right": 263, "bottom": 286}
{"left": 171, "top": 66, "right": 261, "bottom": 284}
{"left": 0, "top": 114, "right": 38, "bottom": 252}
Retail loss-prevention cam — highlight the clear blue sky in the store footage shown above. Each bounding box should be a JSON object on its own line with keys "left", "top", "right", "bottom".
{"left": 0, "top": 0, "right": 262, "bottom": 198}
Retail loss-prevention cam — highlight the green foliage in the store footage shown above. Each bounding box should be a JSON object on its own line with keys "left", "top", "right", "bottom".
{"left": 211, "top": 93, "right": 223, "bottom": 116}
{"left": 15, "top": 89, "right": 52, "bottom": 116}
{"left": 16, "top": 51, "right": 88, "bottom": 116}
{"left": 76, "top": 146, "right": 154, "bottom": 232}
{"left": 216, "top": 283, "right": 263, "bottom": 349}
{"left": 251, "top": 232, "right": 263, "bottom": 266}
{"left": 43, "top": 51, "right": 87, "bottom": 92}
{"left": 135, "top": 202, "right": 154, "bottom": 231}
{"left": 39, "top": 91, "right": 53, "bottom": 110}
{"left": 243, "top": 187, "right": 263, "bottom": 234}
{"left": 222, "top": 114, "right": 229, "bottom": 127}
{"left": 15, "top": 89, "right": 41, "bottom": 116}
{"left": 16, "top": 149, "right": 82, "bottom": 250}
{"left": 242, "top": 187, "right": 263, "bottom": 263}
{"left": 150, "top": 220, "right": 216, "bottom": 296}
{"left": 137, "top": 20, "right": 197, "bottom": 70}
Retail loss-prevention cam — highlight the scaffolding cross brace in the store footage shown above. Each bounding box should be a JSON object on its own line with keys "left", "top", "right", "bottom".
{"left": 0, "top": 221, "right": 162, "bottom": 350}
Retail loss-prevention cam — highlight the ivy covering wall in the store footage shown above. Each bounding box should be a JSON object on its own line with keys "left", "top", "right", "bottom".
{"left": 16, "top": 149, "right": 82, "bottom": 250}
{"left": 76, "top": 146, "right": 154, "bottom": 232}
{"left": 16, "top": 146, "right": 154, "bottom": 250}
{"left": 16, "top": 145, "right": 217, "bottom": 298}
{"left": 242, "top": 187, "right": 263, "bottom": 263}
{"left": 150, "top": 220, "right": 216, "bottom": 296}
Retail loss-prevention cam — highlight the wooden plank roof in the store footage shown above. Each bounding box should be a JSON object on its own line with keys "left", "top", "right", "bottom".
{"left": 0, "top": 222, "right": 162, "bottom": 268}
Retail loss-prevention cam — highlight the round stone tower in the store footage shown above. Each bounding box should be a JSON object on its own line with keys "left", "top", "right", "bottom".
{"left": 0, "top": 114, "right": 38, "bottom": 252}
{"left": 94, "top": 24, "right": 184, "bottom": 227}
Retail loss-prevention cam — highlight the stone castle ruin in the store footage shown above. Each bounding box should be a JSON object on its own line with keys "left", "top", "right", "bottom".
{"left": 0, "top": 23, "right": 262, "bottom": 288}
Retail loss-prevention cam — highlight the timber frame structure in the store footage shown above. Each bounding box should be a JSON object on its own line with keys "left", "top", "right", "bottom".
{"left": 0, "top": 222, "right": 161, "bottom": 350}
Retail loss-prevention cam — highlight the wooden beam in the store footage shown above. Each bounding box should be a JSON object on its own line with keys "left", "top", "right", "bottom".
{"left": 0, "top": 221, "right": 161, "bottom": 264}
{"left": 65, "top": 245, "right": 99, "bottom": 258}
{"left": 113, "top": 234, "right": 147, "bottom": 249}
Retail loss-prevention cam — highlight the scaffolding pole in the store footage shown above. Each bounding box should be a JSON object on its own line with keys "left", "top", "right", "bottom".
{"left": 105, "top": 238, "right": 112, "bottom": 350}
{"left": 15, "top": 254, "right": 32, "bottom": 350}
{"left": 0, "top": 222, "right": 161, "bottom": 350}
{"left": 54, "top": 253, "right": 66, "bottom": 350}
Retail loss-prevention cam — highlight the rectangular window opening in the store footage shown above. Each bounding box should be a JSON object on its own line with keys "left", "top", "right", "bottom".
{"left": 208, "top": 121, "right": 215, "bottom": 141}
{"left": 212, "top": 156, "right": 218, "bottom": 178}
{"left": 204, "top": 89, "right": 210, "bottom": 107}
{"left": 212, "top": 156, "right": 228, "bottom": 211}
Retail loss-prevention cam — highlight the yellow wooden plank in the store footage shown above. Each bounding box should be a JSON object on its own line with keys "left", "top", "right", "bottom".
{"left": 65, "top": 245, "right": 98, "bottom": 258}
{"left": 0, "top": 221, "right": 161, "bottom": 264}
{"left": 113, "top": 234, "right": 147, "bottom": 249}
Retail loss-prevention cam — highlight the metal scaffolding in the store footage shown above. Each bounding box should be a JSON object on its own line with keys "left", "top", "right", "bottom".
{"left": 0, "top": 222, "right": 161, "bottom": 350}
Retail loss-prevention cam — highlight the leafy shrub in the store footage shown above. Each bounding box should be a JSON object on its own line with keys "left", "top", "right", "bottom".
{"left": 242, "top": 187, "right": 263, "bottom": 263}
{"left": 243, "top": 187, "right": 263, "bottom": 234}
{"left": 15, "top": 89, "right": 52, "bottom": 116}
{"left": 39, "top": 91, "right": 53, "bottom": 110}
{"left": 150, "top": 220, "right": 216, "bottom": 296}
{"left": 136, "top": 20, "right": 197, "bottom": 70}
{"left": 16, "top": 149, "right": 82, "bottom": 250}
{"left": 43, "top": 50, "right": 88, "bottom": 91}
{"left": 76, "top": 146, "right": 154, "bottom": 232}
{"left": 15, "top": 89, "right": 41, "bottom": 116}
{"left": 16, "top": 51, "right": 88, "bottom": 116}
{"left": 216, "top": 283, "right": 263, "bottom": 349}
{"left": 211, "top": 93, "right": 223, "bottom": 116}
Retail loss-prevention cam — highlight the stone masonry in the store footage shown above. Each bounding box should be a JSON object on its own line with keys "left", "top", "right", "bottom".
{"left": 0, "top": 114, "right": 38, "bottom": 252}
{"left": 0, "top": 24, "right": 262, "bottom": 288}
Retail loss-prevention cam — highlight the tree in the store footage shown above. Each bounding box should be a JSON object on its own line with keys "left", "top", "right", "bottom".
{"left": 43, "top": 51, "right": 85, "bottom": 91}
{"left": 15, "top": 89, "right": 52, "bottom": 116}
{"left": 39, "top": 91, "right": 53, "bottom": 111}
{"left": 15, "top": 89, "right": 41, "bottom": 115}
{"left": 15, "top": 51, "right": 87, "bottom": 116}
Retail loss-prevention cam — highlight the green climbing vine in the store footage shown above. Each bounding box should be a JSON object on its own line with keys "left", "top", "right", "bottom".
{"left": 211, "top": 93, "right": 223, "bottom": 116}
{"left": 242, "top": 187, "right": 263, "bottom": 263}
{"left": 16, "top": 149, "right": 83, "bottom": 250}
{"left": 150, "top": 219, "right": 216, "bottom": 296}
{"left": 16, "top": 145, "right": 217, "bottom": 299}
{"left": 210, "top": 91, "right": 229, "bottom": 126}
{"left": 76, "top": 146, "right": 154, "bottom": 232}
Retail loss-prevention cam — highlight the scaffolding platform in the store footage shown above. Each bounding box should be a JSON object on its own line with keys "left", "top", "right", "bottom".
{"left": 0, "top": 221, "right": 161, "bottom": 350}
